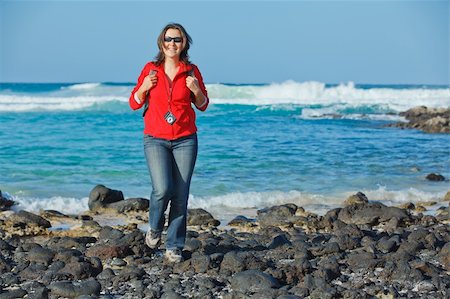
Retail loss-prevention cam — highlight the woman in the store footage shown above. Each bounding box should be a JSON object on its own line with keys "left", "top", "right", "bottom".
{"left": 129, "top": 23, "right": 209, "bottom": 263}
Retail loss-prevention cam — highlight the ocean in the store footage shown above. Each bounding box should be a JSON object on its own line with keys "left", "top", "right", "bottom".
{"left": 1, "top": 81, "right": 449, "bottom": 223}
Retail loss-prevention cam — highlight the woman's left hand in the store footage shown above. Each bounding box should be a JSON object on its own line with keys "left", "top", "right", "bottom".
{"left": 186, "top": 75, "right": 201, "bottom": 94}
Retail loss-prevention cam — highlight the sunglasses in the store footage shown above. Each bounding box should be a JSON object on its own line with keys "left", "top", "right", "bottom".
{"left": 164, "top": 36, "right": 183, "bottom": 43}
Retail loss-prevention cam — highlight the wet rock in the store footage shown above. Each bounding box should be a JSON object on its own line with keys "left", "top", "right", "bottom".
{"left": 338, "top": 202, "right": 408, "bottom": 226}
{"left": 389, "top": 259, "right": 424, "bottom": 282}
{"left": 111, "top": 257, "right": 127, "bottom": 267}
{"left": 97, "top": 267, "right": 115, "bottom": 280}
{"left": 39, "top": 210, "right": 69, "bottom": 219}
{"left": 161, "top": 290, "right": 184, "bottom": 299}
{"left": 98, "top": 226, "right": 125, "bottom": 241}
{"left": 331, "top": 234, "right": 360, "bottom": 251}
{"left": 88, "top": 184, "right": 124, "bottom": 211}
{"left": 18, "top": 262, "right": 49, "bottom": 281}
{"left": 310, "top": 242, "right": 340, "bottom": 257}
{"left": 53, "top": 248, "right": 83, "bottom": 263}
{"left": 438, "top": 242, "right": 450, "bottom": 271}
{"left": 0, "top": 288, "right": 27, "bottom": 299}
{"left": 58, "top": 259, "right": 98, "bottom": 280}
{"left": 26, "top": 247, "right": 55, "bottom": 265}
{"left": 0, "top": 253, "right": 12, "bottom": 273}
{"left": 426, "top": 173, "right": 445, "bottom": 181}
{"left": 6, "top": 210, "right": 51, "bottom": 229}
{"left": 107, "top": 197, "right": 149, "bottom": 213}
{"left": 190, "top": 252, "right": 211, "bottom": 273}
{"left": 346, "top": 252, "right": 379, "bottom": 270}
{"left": 397, "top": 239, "right": 424, "bottom": 255}
{"left": 85, "top": 244, "right": 131, "bottom": 260}
{"left": 113, "top": 265, "right": 146, "bottom": 283}
{"left": 187, "top": 208, "right": 220, "bottom": 227}
{"left": 376, "top": 237, "right": 398, "bottom": 253}
{"left": 219, "top": 251, "right": 245, "bottom": 275}
{"left": 227, "top": 215, "right": 256, "bottom": 228}
{"left": 209, "top": 252, "right": 224, "bottom": 268}
{"left": 229, "top": 269, "right": 280, "bottom": 293}
{"left": 0, "top": 191, "right": 16, "bottom": 211}
{"left": 20, "top": 281, "right": 48, "bottom": 299}
{"left": 267, "top": 234, "right": 292, "bottom": 249}
{"left": 46, "top": 236, "right": 96, "bottom": 252}
{"left": 184, "top": 237, "right": 201, "bottom": 252}
{"left": 343, "top": 192, "right": 368, "bottom": 206}
{"left": 48, "top": 278, "right": 101, "bottom": 297}
{"left": 257, "top": 204, "right": 297, "bottom": 227}
{"left": 0, "top": 272, "right": 19, "bottom": 286}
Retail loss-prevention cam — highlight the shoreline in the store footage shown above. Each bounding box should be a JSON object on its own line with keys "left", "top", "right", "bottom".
{"left": 1, "top": 189, "right": 449, "bottom": 298}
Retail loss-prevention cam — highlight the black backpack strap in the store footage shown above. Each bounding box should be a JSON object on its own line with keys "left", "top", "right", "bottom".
{"left": 142, "top": 92, "right": 149, "bottom": 117}
{"left": 187, "top": 65, "right": 196, "bottom": 102}
{"left": 142, "top": 68, "right": 157, "bottom": 117}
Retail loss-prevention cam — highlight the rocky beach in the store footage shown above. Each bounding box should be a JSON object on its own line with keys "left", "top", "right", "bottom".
{"left": 0, "top": 184, "right": 449, "bottom": 299}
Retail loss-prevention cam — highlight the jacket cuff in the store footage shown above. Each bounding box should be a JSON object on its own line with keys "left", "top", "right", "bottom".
{"left": 134, "top": 93, "right": 142, "bottom": 104}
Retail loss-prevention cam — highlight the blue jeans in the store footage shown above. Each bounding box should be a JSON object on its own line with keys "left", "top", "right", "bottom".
{"left": 143, "top": 133, "right": 198, "bottom": 250}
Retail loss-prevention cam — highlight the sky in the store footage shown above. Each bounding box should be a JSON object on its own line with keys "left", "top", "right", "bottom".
{"left": 0, "top": 0, "right": 448, "bottom": 85}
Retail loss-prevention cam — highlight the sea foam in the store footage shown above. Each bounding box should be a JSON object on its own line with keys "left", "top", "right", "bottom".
{"left": 8, "top": 187, "right": 446, "bottom": 224}
{"left": 1, "top": 81, "right": 448, "bottom": 114}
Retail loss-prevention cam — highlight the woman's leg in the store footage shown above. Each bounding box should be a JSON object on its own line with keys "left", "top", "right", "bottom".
{"left": 165, "top": 134, "right": 198, "bottom": 250}
{"left": 143, "top": 135, "right": 173, "bottom": 234}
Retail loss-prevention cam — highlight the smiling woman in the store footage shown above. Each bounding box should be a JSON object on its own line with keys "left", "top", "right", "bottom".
{"left": 128, "top": 23, "right": 209, "bottom": 263}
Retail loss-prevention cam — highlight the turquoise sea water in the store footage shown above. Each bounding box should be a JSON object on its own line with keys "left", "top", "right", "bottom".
{"left": 1, "top": 82, "right": 449, "bottom": 221}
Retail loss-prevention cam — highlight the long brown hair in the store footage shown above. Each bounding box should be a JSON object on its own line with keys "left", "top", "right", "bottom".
{"left": 154, "top": 23, "right": 192, "bottom": 66}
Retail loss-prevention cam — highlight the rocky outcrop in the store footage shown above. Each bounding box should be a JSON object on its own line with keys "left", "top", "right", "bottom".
{"left": 88, "top": 185, "right": 149, "bottom": 213}
{"left": 388, "top": 106, "right": 450, "bottom": 133}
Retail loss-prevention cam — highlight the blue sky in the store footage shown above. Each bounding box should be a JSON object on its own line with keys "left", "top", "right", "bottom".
{"left": 0, "top": 0, "right": 448, "bottom": 85}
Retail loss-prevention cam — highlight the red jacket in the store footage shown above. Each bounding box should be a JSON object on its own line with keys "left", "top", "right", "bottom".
{"left": 129, "top": 62, "right": 209, "bottom": 140}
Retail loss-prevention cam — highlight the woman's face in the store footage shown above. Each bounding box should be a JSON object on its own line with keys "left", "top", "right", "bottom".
{"left": 163, "top": 28, "right": 184, "bottom": 60}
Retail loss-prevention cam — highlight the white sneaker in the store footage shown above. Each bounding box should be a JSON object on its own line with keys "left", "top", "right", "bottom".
{"left": 145, "top": 230, "right": 161, "bottom": 249}
{"left": 165, "top": 249, "right": 183, "bottom": 263}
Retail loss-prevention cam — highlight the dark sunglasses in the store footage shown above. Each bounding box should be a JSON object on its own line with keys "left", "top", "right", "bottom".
{"left": 164, "top": 36, "right": 183, "bottom": 43}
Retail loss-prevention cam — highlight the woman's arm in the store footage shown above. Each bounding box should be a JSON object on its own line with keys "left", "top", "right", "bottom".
{"left": 186, "top": 65, "right": 209, "bottom": 111}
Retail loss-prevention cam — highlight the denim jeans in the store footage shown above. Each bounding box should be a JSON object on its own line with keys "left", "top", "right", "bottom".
{"left": 143, "top": 133, "right": 198, "bottom": 250}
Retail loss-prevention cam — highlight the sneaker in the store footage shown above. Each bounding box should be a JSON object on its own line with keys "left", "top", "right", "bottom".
{"left": 145, "top": 229, "right": 161, "bottom": 249}
{"left": 165, "top": 248, "right": 183, "bottom": 263}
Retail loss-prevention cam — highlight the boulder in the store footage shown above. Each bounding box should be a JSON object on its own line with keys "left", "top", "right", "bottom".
{"left": 187, "top": 208, "right": 220, "bottom": 226}
{"left": 0, "top": 190, "right": 16, "bottom": 211}
{"left": 6, "top": 210, "right": 51, "bottom": 228}
{"left": 257, "top": 204, "right": 298, "bottom": 227}
{"left": 107, "top": 197, "right": 149, "bottom": 213}
{"left": 426, "top": 173, "right": 445, "bottom": 181}
{"left": 227, "top": 215, "right": 256, "bottom": 228}
{"left": 48, "top": 278, "right": 101, "bottom": 297}
{"left": 343, "top": 192, "right": 369, "bottom": 206}
{"left": 337, "top": 202, "right": 409, "bottom": 226}
{"left": 229, "top": 269, "right": 280, "bottom": 293}
{"left": 85, "top": 244, "right": 131, "bottom": 260}
{"left": 88, "top": 185, "right": 124, "bottom": 211}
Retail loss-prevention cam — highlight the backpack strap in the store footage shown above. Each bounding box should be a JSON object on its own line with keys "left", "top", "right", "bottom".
{"left": 142, "top": 93, "right": 150, "bottom": 117}
{"left": 187, "top": 65, "right": 196, "bottom": 103}
{"left": 142, "top": 68, "right": 157, "bottom": 117}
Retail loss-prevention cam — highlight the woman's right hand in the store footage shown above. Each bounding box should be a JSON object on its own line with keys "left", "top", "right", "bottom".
{"left": 137, "top": 71, "right": 158, "bottom": 100}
